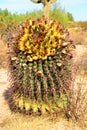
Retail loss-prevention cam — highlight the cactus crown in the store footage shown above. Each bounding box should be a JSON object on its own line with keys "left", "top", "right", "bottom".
{"left": 15, "top": 17, "right": 69, "bottom": 62}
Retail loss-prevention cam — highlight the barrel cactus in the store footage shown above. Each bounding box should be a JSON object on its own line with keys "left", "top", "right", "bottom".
{"left": 8, "top": 17, "right": 74, "bottom": 115}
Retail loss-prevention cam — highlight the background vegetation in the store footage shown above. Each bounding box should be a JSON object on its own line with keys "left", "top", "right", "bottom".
{"left": 0, "top": 4, "right": 74, "bottom": 28}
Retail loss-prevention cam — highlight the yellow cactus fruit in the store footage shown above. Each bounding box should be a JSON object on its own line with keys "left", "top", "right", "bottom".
{"left": 42, "top": 56, "right": 47, "bottom": 60}
{"left": 62, "top": 42, "right": 69, "bottom": 46}
{"left": 24, "top": 100, "right": 31, "bottom": 111}
{"left": 41, "top": 105, "right": 47, "bottom": 114}
{"left": 57, "top": 33, "right": 61, "bottom": 39}
{"left": 29, "top": 19, "right": 32, "bottom": 26}
{"left": 45, "top": 105, "right": 50, "bottom": 112}
{"left": 25, "top": 41, "right": 29, "bottom": 48}
{"left": 32, "top": 102, "right": 38, "bottom": 113}
{"left": 20, "top": 34, "right": 29, "bottom": 42}
{"left": 45, "top": 48, "right": 51, "bottom": 55}
{"left": 13, "top": 95, "right": 19, "bottom": 107}
{"left": 57, "top": 62, "right": 62, "bottom": 67}
{"left": 41, "top": 103, "right": 50, "bottom": 114}
{"left": 49, "top": 20, "right": 53, "bottom": 26}
{"left": 32, "top": 25, "right": 36, "bottom": 30}
{"left": 27, "top": 55, "right": 33, "bottom": 62}
{"left": 18, "top": 96, "right": 24, "bottom": 110}
{"left": 57, "top": 100, "right": 64, "bottom": 109}
{"left": 24, "top": 28, "right": 29, "bottom": 34}
{"left": 32, "top": 55, "right": 38, "bottom": 61}
{"left": 62, "top": 49, "right": 67, "bottom": 54}
{"left": 50, "top": 104, "right": 58, "bottom": 112}
{"left": 51, "top": 42, "right": 57, "bottom": 48}
{"left": 17, "top": 41, "right": 25, "bottom": 51}
{"left": 50, "top": 48, "right": 56, "bottom": 56}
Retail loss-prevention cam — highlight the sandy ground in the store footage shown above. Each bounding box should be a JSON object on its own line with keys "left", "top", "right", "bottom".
{"left": 0, "top": 69, "right": 11, "bottom": 124}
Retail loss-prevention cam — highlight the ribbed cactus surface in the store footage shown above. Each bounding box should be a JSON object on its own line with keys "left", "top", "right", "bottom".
{"left": 9, "top": 17, "right": 74, "bottom": 114}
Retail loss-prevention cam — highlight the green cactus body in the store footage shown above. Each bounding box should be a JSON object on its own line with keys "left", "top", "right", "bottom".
{"left": 9, "top": 17, "right": 74, "bottom": 114}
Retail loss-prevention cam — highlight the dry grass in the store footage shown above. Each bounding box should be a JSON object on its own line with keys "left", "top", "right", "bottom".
{"left": 68, "top": 28, "right": 87, "bottom": 45}
{"left": 66, "top": 42, "right": 87, "bottom": 129}
{"left": 67, "top": 21, "right": 87, "bottom": 29}
{"left": 66, "top": 69, "right": 87, "bottom": 127}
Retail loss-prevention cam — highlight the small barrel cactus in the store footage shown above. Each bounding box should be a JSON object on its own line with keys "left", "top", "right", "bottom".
{"left": 8, "top": 17, "right": 74, "bottom": 115}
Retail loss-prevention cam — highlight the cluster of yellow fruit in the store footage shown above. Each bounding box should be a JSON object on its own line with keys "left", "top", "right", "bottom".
{"left": 13, "top": 93, "right": 67, "bottom": 114}
{"left": 13, "top": 94, "right": 50, "bottom": 114}
{"left": 17, "top": 17, "right": 66, "bottom": 62}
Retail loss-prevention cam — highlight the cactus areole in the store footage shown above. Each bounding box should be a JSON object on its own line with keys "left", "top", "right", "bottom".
{"left": 9, "top": 17, "right": 74, "bottom": 115}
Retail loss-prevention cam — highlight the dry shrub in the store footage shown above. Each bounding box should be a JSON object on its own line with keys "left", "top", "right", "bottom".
{"left": 0, "top": 22, "right": 7, "bottom": 36}
{"left": 66, "top": 68, "right": 87, "bottom": 127}
{"left": 68, "top": 21, "right": 87, "bottom": 29}
{"left": 68, "top": 28, "right": 87, "bottom": 45}
{"left": 0, "top": 39, "right": 7, "bottom": 68}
